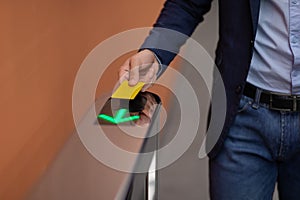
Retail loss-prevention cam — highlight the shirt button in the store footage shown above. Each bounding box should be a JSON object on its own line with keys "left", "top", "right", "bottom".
{"left": 292, "top": 71, "right": 298, "bottom": 77}
{"left": 292, "top": 0, "right": 298, "bottom": 4}
{"left": 291, "top": 36, "right": 297, "bottom": 44}
{"left": 235, "top": 85, "right": 243, "bottom": 94}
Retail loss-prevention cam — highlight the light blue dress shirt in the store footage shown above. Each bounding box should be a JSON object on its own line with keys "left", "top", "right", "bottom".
{"left": 247, "top": 0, "right": 300, "bottom": 94}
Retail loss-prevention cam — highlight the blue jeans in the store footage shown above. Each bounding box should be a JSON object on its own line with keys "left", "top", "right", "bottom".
{"left": 209, "top": 95, "right": 300, "bottom": 200}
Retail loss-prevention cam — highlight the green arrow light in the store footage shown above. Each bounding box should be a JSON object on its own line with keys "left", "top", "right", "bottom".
{"left": 98, "top": 109, "right": 140, "bottom": 124}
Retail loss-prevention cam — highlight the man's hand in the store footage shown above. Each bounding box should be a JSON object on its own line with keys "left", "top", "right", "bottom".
{"left": 119, "top": 49, "right": 159, "bottom": 91}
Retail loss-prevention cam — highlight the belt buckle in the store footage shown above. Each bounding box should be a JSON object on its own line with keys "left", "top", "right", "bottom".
{"left": 269, "top": 93, "right": 299, "bottom": 112}
{"left": 289, "top": 95, "right": 299, "bottom": 112}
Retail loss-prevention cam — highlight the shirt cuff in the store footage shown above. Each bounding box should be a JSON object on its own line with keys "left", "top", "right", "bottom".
{"left": 152, "top": 51, "right": 165, "bottom": 79}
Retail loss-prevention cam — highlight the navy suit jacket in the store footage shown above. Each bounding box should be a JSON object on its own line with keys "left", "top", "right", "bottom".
{"left": 141, "top": 0, "right": 261, "bottom": 157}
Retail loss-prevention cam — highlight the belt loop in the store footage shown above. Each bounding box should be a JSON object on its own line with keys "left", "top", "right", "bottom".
{"left": 252, "top": 88, "right": 262, "bottom": 109}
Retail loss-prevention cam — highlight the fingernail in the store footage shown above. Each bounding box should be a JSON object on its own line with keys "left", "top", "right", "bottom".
{"left": 129, "top": 79, "right": 137, "bottom": 86}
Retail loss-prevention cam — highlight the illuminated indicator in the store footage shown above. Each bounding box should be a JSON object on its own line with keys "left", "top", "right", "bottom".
{"left": 98, "top": 108, "right": 140, "bottom": 124}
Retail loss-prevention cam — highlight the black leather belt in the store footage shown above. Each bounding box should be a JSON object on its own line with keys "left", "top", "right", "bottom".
{"left": 243, "top": 83, "right": 300, "bottom": 112}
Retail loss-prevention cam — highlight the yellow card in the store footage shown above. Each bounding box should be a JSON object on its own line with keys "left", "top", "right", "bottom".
{"left": 111, "top": 81, "right": 145, "bottom": 99}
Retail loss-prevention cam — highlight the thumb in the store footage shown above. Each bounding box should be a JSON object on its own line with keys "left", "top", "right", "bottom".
{"left": 128, "top": 58, "right": 140, "bottom": 86}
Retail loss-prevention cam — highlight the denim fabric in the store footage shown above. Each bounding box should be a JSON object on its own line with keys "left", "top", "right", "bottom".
{"left": 209, "top": 95, "right": 300, "bottom": 200}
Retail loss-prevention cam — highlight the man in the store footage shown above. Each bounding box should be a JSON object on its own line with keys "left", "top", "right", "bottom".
{"left": 119, "top": 0, "right": 300, "bottom": 199}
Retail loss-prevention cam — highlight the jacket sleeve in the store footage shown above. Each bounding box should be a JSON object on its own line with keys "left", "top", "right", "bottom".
{"left": 140, "top": 0, "right": 213, "bottom": 74}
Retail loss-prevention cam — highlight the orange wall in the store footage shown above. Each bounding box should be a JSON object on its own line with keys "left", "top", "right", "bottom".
{"left": 0, "top": 1, "right": 164, "bottom": 199}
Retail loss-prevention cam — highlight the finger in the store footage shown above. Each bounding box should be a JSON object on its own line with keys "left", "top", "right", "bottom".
{"left": 141, "top": 64, "right": 158, "bottom": 91}
{"left": 146, "top": 66, "right": 156, "bottom": 81}
{"left": 120, "top": 72, "right": 129, "bottom": 84}
{"left": 128, "top": 59, "right": 140, "bottom": 86}
{"left": 119, "top": 59, "right": 130, "bottom": 83}
{"left": 141, "top": 83, "right": 153, "bottom": 92}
